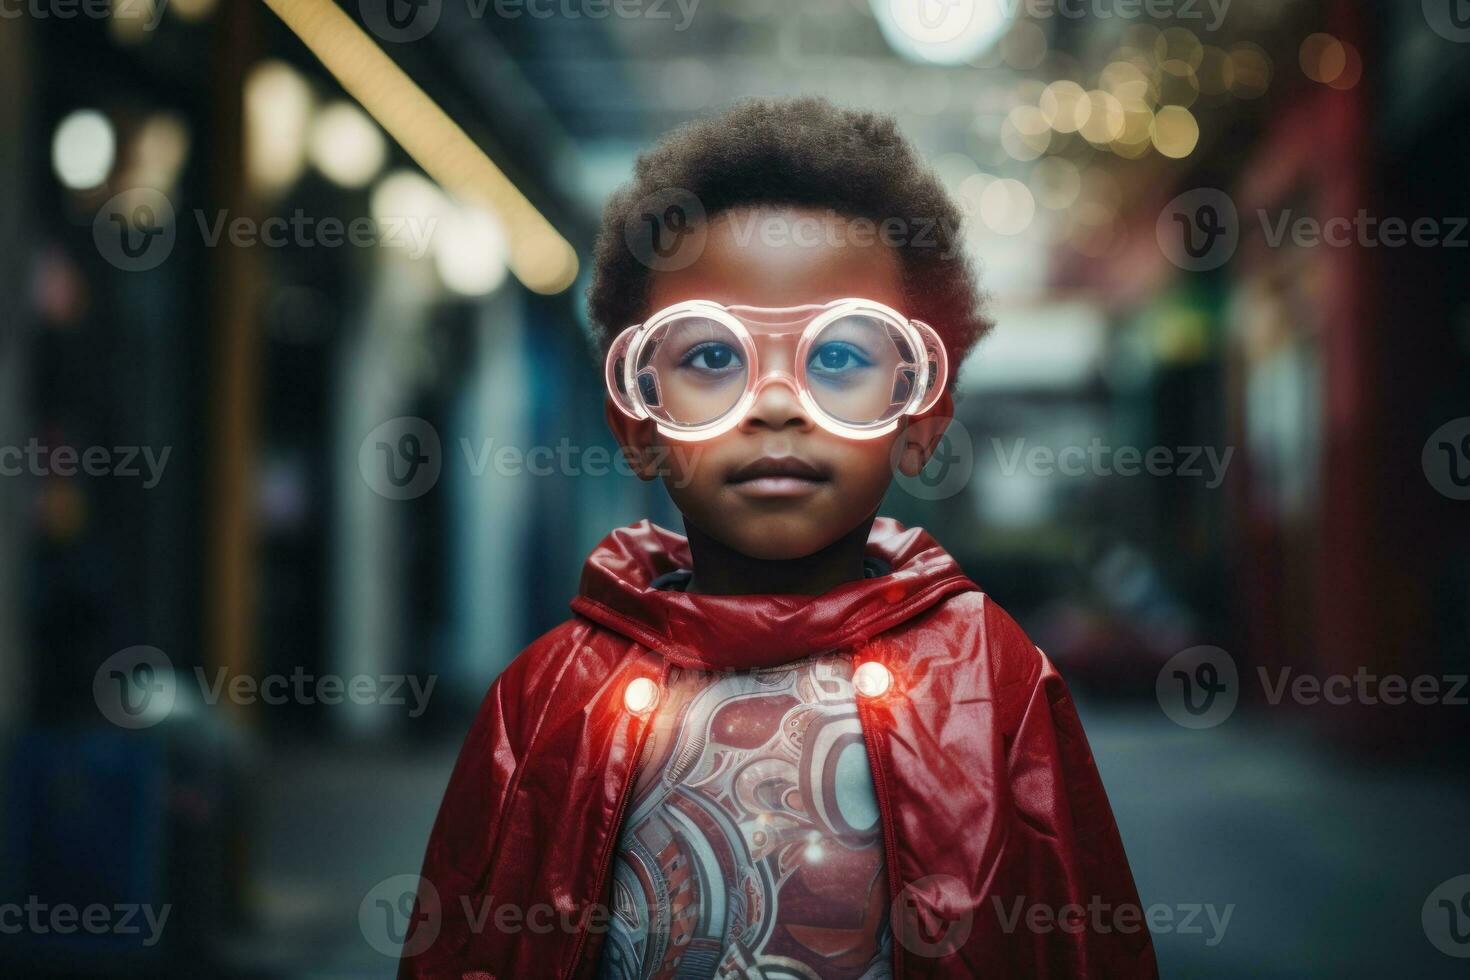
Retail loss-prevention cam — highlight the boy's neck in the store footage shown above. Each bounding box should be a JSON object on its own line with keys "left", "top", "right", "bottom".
{"left": 682, "top": 515, "right": 877, "bottom": 597}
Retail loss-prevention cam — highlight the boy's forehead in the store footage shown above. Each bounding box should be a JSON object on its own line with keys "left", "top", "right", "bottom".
{"left": 645, "top": 207, "right": 905, "bottom": 312}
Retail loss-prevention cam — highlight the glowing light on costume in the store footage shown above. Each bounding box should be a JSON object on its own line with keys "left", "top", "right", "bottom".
{"left": 623, "top": 677, "right": 659, "bottom": 715}
{"left": 853, "top": 662, "right": 893, "bottom": 699}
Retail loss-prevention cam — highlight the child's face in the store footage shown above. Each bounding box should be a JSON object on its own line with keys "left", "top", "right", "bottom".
{"left": 608, "top": 207, "right": 951, "bottom": 562}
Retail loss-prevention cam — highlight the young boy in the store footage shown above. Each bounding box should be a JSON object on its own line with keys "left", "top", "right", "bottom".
{"left": 400, "top": 98, "right": 1157, "bottom": 979}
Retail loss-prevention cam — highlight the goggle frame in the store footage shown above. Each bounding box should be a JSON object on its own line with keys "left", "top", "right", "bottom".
{"left": 605, "top": 297, "right": 949, "bottom": 442}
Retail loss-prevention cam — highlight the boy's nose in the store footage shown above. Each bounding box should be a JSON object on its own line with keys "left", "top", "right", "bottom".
{"left": 740, "top": 375, "right": 815, "bottom": 432}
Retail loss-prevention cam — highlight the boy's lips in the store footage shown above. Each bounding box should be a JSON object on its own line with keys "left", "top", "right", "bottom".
{"left": 726, "top": 455, "right": 830, "bottom": 498}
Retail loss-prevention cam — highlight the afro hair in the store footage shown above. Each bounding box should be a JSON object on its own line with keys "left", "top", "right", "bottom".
{"left": 587, "top": 97, "right": 990, "bottom": 372}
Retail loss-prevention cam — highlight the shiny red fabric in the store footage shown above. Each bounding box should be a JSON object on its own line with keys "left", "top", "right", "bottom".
{"left": 400, "top": 519, "right": 1158, "bottom": 979}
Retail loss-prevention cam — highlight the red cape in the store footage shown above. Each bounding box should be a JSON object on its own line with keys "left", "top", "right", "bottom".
{"left": 400, "top": 519, "right": 1158, "bottom": 978}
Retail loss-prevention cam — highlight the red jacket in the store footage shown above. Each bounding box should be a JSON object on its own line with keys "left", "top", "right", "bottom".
{"left": 400, "top": 519, "right": 1158, "bottom": 979}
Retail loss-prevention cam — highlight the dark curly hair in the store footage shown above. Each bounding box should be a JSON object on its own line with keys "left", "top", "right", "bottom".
{"left": 587, "top": 97, "right": 990, "bottom": 371}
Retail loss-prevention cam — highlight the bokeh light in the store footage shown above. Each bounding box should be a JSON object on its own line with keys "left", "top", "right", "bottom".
{"left": 1300, "top": 33, "right": 1348, "bottom": 85}
{"left": 433, "top": 207, "right": 508, "bottom": 297}
{"left": 979, "top": 177, "right": 1035, "bottom": 236}
{"left": 1151, "top": 105, "right": 1200, "bottom": 159}
{"left": 1030, "top": 156, "right": 1081, "bottom": 210}
{"left": 245, "top": 60, "right": 314, "bottom": 197}
{"left": 1228, "top": 42, "right": 1273, "bottom": 99}
{"left": 308, "top": 101, "right": 387, "bottom": 189}
{"left": 1040, "top": 80, "right": 1091, "bottom": 134}
{"left": 51, "top": 109, "right": 115, "bottom": 191}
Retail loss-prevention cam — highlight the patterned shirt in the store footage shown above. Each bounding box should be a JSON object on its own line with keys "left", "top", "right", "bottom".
{"left": 595, "top": 656, "right": 893, "bottom": 979}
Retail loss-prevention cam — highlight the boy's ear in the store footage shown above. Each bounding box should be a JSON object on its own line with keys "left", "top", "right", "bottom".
{"left": 604, "top": 396, "right": 664, "bottom": 481}
{"left": 895, "top": 390, "right": 956, "bottom": 478}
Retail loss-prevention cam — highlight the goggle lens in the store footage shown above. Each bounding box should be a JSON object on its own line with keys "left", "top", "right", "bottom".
{"left": 636, "top": 316, "right": 749, "bottom": 428}
{"left": 804, "top": 314, "right": 917, "bottom": 428}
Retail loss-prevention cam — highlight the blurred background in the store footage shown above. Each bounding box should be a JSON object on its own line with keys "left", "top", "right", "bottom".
{"left": 2, "top": 0, "right": 1469, "bottom": 976}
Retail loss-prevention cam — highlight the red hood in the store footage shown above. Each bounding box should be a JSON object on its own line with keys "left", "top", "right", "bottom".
{"left": 570, "top": 518, "right": 977, "bottom": 671}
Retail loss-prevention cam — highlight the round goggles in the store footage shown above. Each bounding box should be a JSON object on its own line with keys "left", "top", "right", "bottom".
{"left": 605, "top": 298, "right": 949, "bottom": 442}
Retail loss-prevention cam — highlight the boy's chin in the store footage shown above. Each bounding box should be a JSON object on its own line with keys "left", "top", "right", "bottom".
{"left": 691, "top": 510, "right": 869, "bottom": 563}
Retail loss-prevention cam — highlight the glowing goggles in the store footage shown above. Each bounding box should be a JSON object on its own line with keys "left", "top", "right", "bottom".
{"left": 605, "top": 298, "right": 948, "bottom": 441}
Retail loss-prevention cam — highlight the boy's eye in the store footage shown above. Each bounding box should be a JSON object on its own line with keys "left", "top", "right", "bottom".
{"left": 809, "top": 341, "right": 872, "bottom": 374}
{"left": 679, "top": 342, "right": 742, "bottom": 372}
